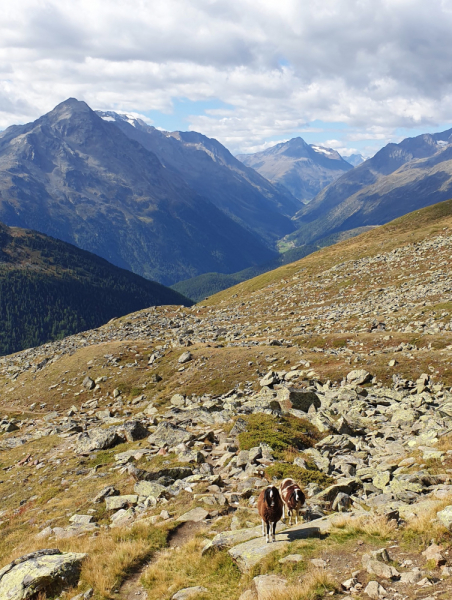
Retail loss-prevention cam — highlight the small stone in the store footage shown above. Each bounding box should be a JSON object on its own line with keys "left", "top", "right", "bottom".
{"left": 422, "top": 543, "right": 445, "bottom": 566}
{"left": 172, "top": 586, "right": 208, "bottom": 599}
{"left": 400, "top": 569, "right": 423, "bottom": 584}
{"left": 364, "top": 580, "right": 387, "bottom": 599}
{"left": 341, "top": 577, "right": 358, "bottom": 590}
{"left": 279, "top": 554, "right": 303, "bottom": 564}
{"left": 311, "top": 558, "right": 327, "bottom": 568}
{"left": 178, "top": 351, "right": 192, "bottom": 364}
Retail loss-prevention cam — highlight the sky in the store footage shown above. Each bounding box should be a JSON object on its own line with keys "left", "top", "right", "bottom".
{"left": 2, "top": 0, "right": 452, "bottom": 157}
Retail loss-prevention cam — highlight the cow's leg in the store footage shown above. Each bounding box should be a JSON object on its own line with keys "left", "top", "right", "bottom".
{"left": 288, "top": 509, "right": 292, "bottom": 526}
{"left": 282, "top": 503, "right": 285, "bottom": 521}
{"left": 266, "top": 521, "right": 270, "bottom": 543}
{"left": 262, "top": 519, "right": 265, "bottom": 537}
{"left": 272, "top": 521, "right": 277, "bottom": 543}
{"left": 295, "top": 509, "right": 298, "bottom": 525}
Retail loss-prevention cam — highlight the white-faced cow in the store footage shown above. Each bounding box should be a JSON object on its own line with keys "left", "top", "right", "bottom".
{"left": 257, "top": 485, "right": 283, "bottom": 543}
{"left": 280, "top": 478, "right": 305, "bottom": 525}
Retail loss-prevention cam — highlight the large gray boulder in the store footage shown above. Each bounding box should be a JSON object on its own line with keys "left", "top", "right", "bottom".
{"left": 346, "top": 370, "right": 372, "bottom": 385}
{"left": 147, "top": 421, "right": 194, "bottom": 448}
{"left": 75, "top": 428, "right": 124, "bottom": 453}
{"left": 276, "top": 387, "right": 321, "bottom": 412}
{"left": 121, "top": 420, "right": 149, "bottom": 442}
{"left": 0, "top": 549, "right": 86, "bottom": 599}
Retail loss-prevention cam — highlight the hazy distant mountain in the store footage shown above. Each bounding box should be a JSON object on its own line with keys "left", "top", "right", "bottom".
{"left": 236, "top": 137, "right": 353, "bottom": 203}
{"left": 0, "top": 221, "right": 192, "bottom": 355}
{"left": 0, "top": 99, "right": 275, "bottom": 285}
{"left": 97, "top": 111, "right": 301, "bottom": 246}
{"left": 287, "top": 129, "right": 452, "bottom": 245}
{"left": 345, "top": 154, "right": 366, "bottom": 167}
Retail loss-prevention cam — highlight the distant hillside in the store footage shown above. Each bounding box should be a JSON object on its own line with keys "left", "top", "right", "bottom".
{"left": 97, "top": 111, "right": 300, "bottom": 246}
{"left": 205, "top": 198, "right": 452, "bottom": 307}
{"left": 0, "top": 223, "right": 191, "bottom": 355}
{"left": 0, "top": 98, "right": 274, "bottom": 286}
{"left": 171, "top": 246, "right": 319, "bottom": 302}
{"left": 290, "top": 129, "right": 452, "bottom": 244}
{"left": 237, "top": 137, "right": 353, "bottom": 203}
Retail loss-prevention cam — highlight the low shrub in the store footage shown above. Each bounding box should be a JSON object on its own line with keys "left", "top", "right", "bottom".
{"left": 265, "top": 462, "right": 333, "bottom": 489}
{"left": 238, "top": 414, "right": 321, "bottom": 458}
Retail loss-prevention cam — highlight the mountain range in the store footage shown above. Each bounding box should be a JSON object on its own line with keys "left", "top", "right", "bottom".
{"left": 0, "top": 99, "right": 278, "bottom": 286}
{"left": 287, "top": 129, "right": 452, "bottom": 245}
{"left": 0, "top": 221, "right": 191, "bottom": 355}
{"left": 237, "top": 137, "right": 353, "bottom": 203}
{"left": 97, "top": 111, "right": 301, "bottom": 245}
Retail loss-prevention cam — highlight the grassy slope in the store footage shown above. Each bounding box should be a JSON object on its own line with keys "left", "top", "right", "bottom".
{"left": 205, "top": 198, "right": 452, "bottom": 307}
{"left": 171, "top": 246, "right": 318, "bottom": 302}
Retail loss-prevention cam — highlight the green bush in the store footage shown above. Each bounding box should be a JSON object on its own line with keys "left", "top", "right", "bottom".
{"left": 265, "top": 462, "right": 333, "bottom": 488}
{"left": 238, "top": 413, "right": 322, "bottom": 458}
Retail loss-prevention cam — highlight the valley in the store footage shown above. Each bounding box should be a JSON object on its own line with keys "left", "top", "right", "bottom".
{"left": 1, "top": 201, "right": 452, "bottom": 599}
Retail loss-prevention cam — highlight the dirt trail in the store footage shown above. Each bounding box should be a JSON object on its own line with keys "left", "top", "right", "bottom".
{"left": 117, "top": 521, "right": 206, "bottom": 599}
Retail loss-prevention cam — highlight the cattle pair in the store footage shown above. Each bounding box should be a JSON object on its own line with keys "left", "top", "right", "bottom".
{"left": 257, "top": 478, "right": 305, "bottom": 543}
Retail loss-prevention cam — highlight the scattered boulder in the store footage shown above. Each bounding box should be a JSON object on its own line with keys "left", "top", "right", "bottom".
{"left": 276, "top": 387, "right": 321, "bottom": 412}
{"left": 252, "top": 574, "right": 287, "bottom": 600}
{"left": 0, "top": 549, "right": 86, "bottom": 600}
{"left": 178, "top": 507, "right": 209, "bottom": 522}
{"left": 121, "top": 420, "right": 149, "bottom": 442}
{"left": 346, "top": 370, "right": 372, "bottom": 385}
{"left": 147, "top": 422, "right": 194, "bottom": 448}
{"left": 437, "top": 505, "right": 452, "bottom": 530}
{"left": 75, "top": 428, "right": 124, "bottom": 453}
{"left": 178, "top": 351, "right": 192, "bottom": 364}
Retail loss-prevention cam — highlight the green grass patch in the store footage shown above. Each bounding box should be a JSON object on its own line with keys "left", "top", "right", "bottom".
{"left": 265, "top": 462, "right": 333, "bottom": 488}
{"left": 238, "top": 414, "right": 321, "bottom": 458}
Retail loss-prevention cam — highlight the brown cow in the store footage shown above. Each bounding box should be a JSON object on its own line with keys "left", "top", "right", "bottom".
{"left": 257, "top": 485, "right": 283, "bottom": 543}
{"left": 280, "top": 478, "right": 305, "bottom": 525}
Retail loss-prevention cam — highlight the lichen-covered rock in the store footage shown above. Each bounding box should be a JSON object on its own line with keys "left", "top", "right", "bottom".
{"left": 276, "top": 387, "right": 321, "bottom": 412}
{"left": 147, "top": 421, "right": 194, "bottom": 448}
{"left": 121, "top": 420, "right": 149, "bottom": 442}
{"left": 437, "top": 505, "right": 452, "bottom": 530}
{"left": 75, "top": 428, "right": 124, "bottom": 453}
{"left": 133, "top": 481, "right": 170, "bottom": 499}
{"left": 0, "top": 549, "right": 86, "bottom": 599}
{"left": 346, "top": 369, "right": 372, "bottom": 385}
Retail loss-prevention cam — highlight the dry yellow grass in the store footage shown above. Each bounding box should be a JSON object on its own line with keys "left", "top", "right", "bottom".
{"left": 330, "top": 514, "right": 397, "bottom": 540}
{"left": 403, "top": 497, "right": 452, "bottom": 549}
{"left": 271, "top": 569, "right": 339, "bottom": 600}
{"left": 141, "top": 535, "right": 242, "bottom": 600}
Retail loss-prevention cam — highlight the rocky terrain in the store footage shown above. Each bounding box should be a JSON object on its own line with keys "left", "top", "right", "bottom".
{"left": 1, "top": 200, "right": 452, "bottom": 599}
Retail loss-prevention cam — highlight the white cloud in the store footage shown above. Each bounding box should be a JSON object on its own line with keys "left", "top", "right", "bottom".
{"left": 1, "top": 0, "right": 452, "bottom": 152}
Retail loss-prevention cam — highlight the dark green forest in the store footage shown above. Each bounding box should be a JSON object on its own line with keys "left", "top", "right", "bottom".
{"left": 0, "top": 224, "right": 192, "bottom": 355}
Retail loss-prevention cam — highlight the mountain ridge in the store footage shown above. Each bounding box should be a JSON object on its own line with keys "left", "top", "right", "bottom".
{"left": 96, "top": 110, "right": 301, "bottom": 245}
{"left": 288, "top": 128, "right": 452, "bottom": 244}
{"left": 0, "top": 98, "right": 275, "bottom": 285}
{"left": 236, "top": 136, "right": 353, "bottom": 203}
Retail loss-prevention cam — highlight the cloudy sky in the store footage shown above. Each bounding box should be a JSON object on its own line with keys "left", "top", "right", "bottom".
{"left": 2, "top": 0, "right": 452, "bottom": 157}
